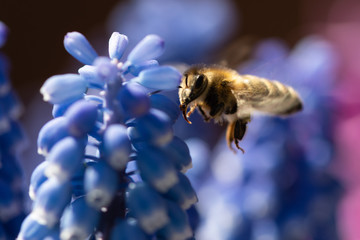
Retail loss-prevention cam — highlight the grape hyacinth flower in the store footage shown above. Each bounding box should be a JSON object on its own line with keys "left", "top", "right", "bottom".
{"left": 0, "top": 21, "right": 27, "bottom": 239}
{"left": 19, "top": 31, "right": 197, "bottom": 239}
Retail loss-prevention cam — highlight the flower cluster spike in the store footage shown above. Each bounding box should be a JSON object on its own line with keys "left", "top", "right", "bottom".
{"left": 0, "top": 21, "right": 27, "bottom": 240}
{"left": 18, "top": 31, "right": 197, "bottom": 239}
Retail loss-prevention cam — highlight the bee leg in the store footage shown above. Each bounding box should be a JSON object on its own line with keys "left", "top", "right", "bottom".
{"left": 226, "top": 121, "right": 236, "bottom": 153}
{"left": 209, "top": 102, "right": 224, "bottom": 117}
{"left": 233, "top": 117, "right": 250, "bottom": 154}
{"left": 186, "top": 104, "right": 197, "bottom": 118}
{"left": 198, "top": 106, "right": 210, "bottom": 122}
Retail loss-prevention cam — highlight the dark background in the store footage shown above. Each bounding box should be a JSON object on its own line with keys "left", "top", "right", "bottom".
{"left": 0, "top": 0, "right": 309, "bottom": 104}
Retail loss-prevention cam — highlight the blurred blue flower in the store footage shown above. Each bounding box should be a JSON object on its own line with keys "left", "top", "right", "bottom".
{"left": 107, "top": 0, "right": 239, "bottom": 63}
{"left": 0, "top": 22, "right": 27, "bottom": 239}
{"left": 19, "top": 31, "right": 196, "bottom": 239}
{"left": 193, "top": 36, "right": 342, "bottom": 240}
{"left": 0, "top": 22, "right": 8, "bottom": 48}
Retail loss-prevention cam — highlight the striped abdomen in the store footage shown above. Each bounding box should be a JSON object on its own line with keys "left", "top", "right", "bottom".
{"left": 236, "top": 75, "right": 303, "bottom": 116}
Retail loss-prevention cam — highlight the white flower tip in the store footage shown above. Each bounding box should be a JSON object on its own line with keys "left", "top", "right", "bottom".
{"left": 31, "top": 207, "right": 49, "bottom": 226}
{"left": 29, "top": 185, "right": 36, "bottom": 201}
{"left": 154, "top": 170, "right": 178, "bottom": 193}
{"left": 155, "top": 130, "right": 173, "bottom": 146}
{"left": 139, "top": 208, "right": 169, "bottom": 234}
{"left": 44, "top": 164, "right": 69, "bottom": 182}
{"left": 40, "top": 87, "right": 51, "bottom": 102}
{"left": 17, "top": 235, "right": 25, "bottom": 240}
{"left": 37, "top": 147, "right": 47, "bottom": 156}
{"left": 110, "top": 151, "right": 129, "bottom": 170}
{"left": 60, "top": 227, "right": 88, "bottom": 240}
{"left": 86, "top": 189, "right": 112, "bottom": 210}
{"left": 180, "top": 162, "right": 193, "bottom": 173}
{"left": 181, "top": 195, "right": 198, "bottom": 210}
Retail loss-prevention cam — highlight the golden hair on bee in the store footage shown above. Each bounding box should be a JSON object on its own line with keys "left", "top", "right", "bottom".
{"left": 178, "top": 64, "right": 303, "bottom": 153}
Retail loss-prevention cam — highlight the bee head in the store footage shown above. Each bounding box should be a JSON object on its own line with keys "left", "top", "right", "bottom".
{"left": 179, "top": 67, "right": 208, "bottom": 123}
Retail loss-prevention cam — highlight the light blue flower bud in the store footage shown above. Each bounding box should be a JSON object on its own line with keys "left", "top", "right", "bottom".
{"left": 32, "top": 178, "right": 72, "bottom": 227}
{"left": 137, "top": 146, "right": 178, "bottom": 192}
{"left": 117, "top": 82, "right": 150, "bottom": 119}
{"left": 126, "top": 183, "right": 169, "bottom": 234}
{"left": 84, "top": 161, "right": 118, "bottom": 210}
{"left": 40, "top": 74, "right": 87, "bottom": 104}
{"left": 108, "top": 32, "right": 128, "bottom": 60}
{"left": 127, "top": 109, "right": 173, "bottom": 146}
{"left": 103, "top": 124, "right": 131, "bottom": 170}
{"left": 65, "top": 100, "right": 99, "bottom": 137}
{"left": 110, "top": 219, "right": 148, "bottom": 240}
{"left": 157, "top": 201, "right": 192, "bottom": 240}
{"left": 17, "top": 214, "right": 54, "bottom": 240}
{"left": 52, "top": 97, "right": 83, "bottom": 118}
{"left": 128, "top": 60, "right": 158, "bottom": 76}
{"left": 164, "top": 136, "right": 192, "bottom": 173}
{"left": 127, "top": 34, "right": 165, "bottom": 64}
{"left": 60, "top": 196, "right": 99, "bottom": 240}
{"left": 94, "top": 57, "right": 118, "bottom": 83}
{"left": 64, "top": 32, "right": 98, "bottom": 65}
{"left": 78, "top": 65, "right": 104, "bottom": 89}
{"left": 164, "top": 172, "right": 198, "bottom": 210}
{"left": 29, "top": 161, "right": 48, "bottom": 201}
{"left": 45, "top": 137, "right": 85, "bottom": 181}
{"left": 37, "top": 117, "right": 69, "bottom": 156}
{"left": 132, "top": 66, "right": 181, "bottom": 90}
{"left": 150, "top": 94, "right": 179, "bottom": 124}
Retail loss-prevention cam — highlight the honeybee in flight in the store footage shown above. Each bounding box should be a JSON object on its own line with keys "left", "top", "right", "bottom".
{"left": 178, "top": 65, "right": 303, "bottom": 153}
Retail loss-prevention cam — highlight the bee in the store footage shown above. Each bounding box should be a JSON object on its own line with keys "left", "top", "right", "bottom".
{"left": 178, "top": 65, "right": 303, "bottom": 153}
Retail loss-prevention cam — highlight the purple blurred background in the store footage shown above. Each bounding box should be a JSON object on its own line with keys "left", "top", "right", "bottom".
{"left": 1, "top": 0, "right": 360, "bottom": 239}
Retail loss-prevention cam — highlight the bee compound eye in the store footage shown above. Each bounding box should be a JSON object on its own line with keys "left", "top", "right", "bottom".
{"left": 194, "top": 74, "right": 204, "bottom": 88}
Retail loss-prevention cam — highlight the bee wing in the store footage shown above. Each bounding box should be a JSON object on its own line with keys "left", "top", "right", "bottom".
{"left": 216, "top": 36, "right": 259, "bottom": 69}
